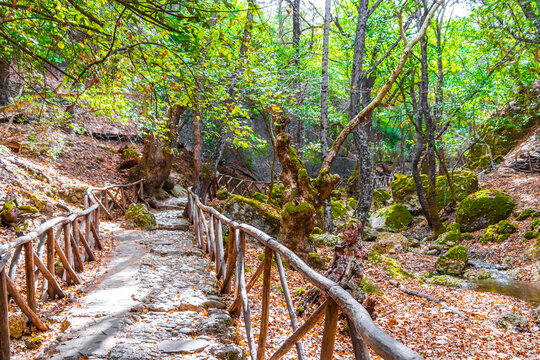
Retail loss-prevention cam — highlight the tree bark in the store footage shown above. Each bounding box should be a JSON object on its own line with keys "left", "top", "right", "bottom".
{"left": 0, "top": 59, "right": 10, "bottom": 106}
{"left": 321, "top": 0, "right": 333, "bottom": 232}
{"left": 130, "top": 134, "right": 172, "bottom": 197}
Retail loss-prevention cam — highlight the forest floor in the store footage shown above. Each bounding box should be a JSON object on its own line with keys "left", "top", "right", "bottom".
{"left": 0, "top": 121, "right": 539, "bottom": 359}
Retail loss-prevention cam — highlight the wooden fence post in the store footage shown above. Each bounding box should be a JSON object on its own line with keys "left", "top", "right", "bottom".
{"left": 320, "top": 298, "right": 339, "bottom": 360}
{"left": 46, "top": 229, "right": 55, "bottom": 299}
{"left": 23, "top": 242, "right": 36, "bottom": 313}
{"left": 0, "top": 268, "right": 10, "bottom": 360}
{"left": 257, "top": 246, "right": 273, "bottom": 360}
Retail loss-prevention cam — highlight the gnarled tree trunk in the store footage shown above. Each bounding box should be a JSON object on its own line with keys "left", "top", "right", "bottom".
{"left": 131, "top": 134, "right": 172, "bottom": 197}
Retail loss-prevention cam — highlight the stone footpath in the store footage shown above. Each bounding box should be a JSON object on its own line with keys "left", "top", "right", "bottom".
{"left": 39, "top": 203, "right": 244, "bottom": 360}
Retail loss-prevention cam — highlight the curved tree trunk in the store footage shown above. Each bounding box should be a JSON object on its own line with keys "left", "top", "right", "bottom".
{"left": 131, "top": 134, "right": 172, "bottom": 197}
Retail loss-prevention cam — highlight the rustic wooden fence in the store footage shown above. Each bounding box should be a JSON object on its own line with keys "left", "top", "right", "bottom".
{"left": 0, "top": 180, "right": 144, "bottom": 359}
{"left": 187, "top": 188, "right": 423, "bottom": 360}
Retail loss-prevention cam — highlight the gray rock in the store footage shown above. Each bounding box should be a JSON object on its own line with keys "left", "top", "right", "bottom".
{"left": 109, "top": 343, "right": 159, "bottom": 360}
{"left": 222, "top": 196, "right": 280, "bottom": 239}
{"left": 496, "top": 311, "right": 528, "bottom": 329}
{"left": 158, "top": 339, "right": 210, "bottom": 354}
{"left": 198, "top": 313, "right": 233, "bottom": 337}
{"left": 210, "top": 343, "right": 246, "bottom": 360}
{"left": 204, "top": 299, "right": 226, "bottom": 309}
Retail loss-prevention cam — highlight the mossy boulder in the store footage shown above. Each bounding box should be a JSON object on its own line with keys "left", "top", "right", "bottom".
{"left": 223, "top": 196, "right": 280, "bottom": 239}
{"left": 426, "top": 275, "right": 466, "bottom": 287}
{"left": 216, "top": 187, "right": 230, "bottom": 200}
{"left": 464, "top": 269, "right": 491, "bottom": 280}
{"left": 370, "top": 204, "right": 412, "bottom": 232}
{"left": 436, "top": 245, "right": 468, "bottom": 276}
{"left": 125, "top": 204, "right": 156, "bottom": 230}
{"left": 368, "top": 251, "right": 417, "bottom": 280}
{"left": 0, "top": 199, "right": 20, "bottom": 225}
{"left": 360, "top": 277, "right": 382, "bottom": 295}
{"left": 310, "top": 232, "right": 342, "bottom": 248}
{"left": 456, "top": 189, "right": 515, "bottom": 232}
{"left": 390, "top": 171, "right": 478, "bottom": 213}
{"left": 480, "top": 220, "right": 517, "bottom": 243}
{"left": 372, "top": 232, "right": 408, "bottom": 254}
{"left": 435, "top": 224, "right": 463, "bottom": 247}
{"left": 372, "top": 188, "right": 391, "bottom": 210}
{"left": 515, "top": 208, "right": 540, "bottom": 221}
{"left": 8, "top": 315, "right": 26, "bottom": 339}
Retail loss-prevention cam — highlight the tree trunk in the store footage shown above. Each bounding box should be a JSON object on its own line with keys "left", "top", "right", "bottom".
{"left": 131, "top": 134, "right": 172, "bottom": 197}
{"left": 321, "top": 0, "right": 333, "bottom": 232}
{"left": 0, "top": 59, "right": 10, "bottom": 106}
{"left": 275, "top": 116, "right": 339, "bottom": 259}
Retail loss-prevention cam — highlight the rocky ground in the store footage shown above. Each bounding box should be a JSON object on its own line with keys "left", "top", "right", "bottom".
{"left": 35, "top": 205, "right": 244, "bottom": 360}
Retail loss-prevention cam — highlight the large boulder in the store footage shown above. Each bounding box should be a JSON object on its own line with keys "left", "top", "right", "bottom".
{"left": 456, "top": 189, "right": 516, "bottom": 232}
{"left": 435, "top": 223, "right": 463, "bottom": 247}
{"left": 222, "top": 196, "right": 280, "bottom": 238}
{"left": 370, "top": 204, "right": 412, "bottom": 232}
{"left": 125, "top": 204, "right": 156, "bottom": 230}
{"left": 372, "top": 232, "right": 408, "bottom": 254}
{"left": 390, "top": 171, "right": 478, "bottom": 213}
{"left": 436, "top": 245, "right": 468, "bottom": 276}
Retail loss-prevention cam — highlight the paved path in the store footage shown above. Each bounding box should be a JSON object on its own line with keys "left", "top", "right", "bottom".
{"left": 39, "top": 203, "right": 244, "bottom": 360}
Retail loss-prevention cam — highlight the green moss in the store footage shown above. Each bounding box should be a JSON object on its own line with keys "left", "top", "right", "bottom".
{"left": 391, "top": 174, "right": 427, "bottom": 203}
{"left": 368, "top": 251, "right": 419, "bottom": 281}
{"left": 122, "top": 147, "right": 138, "bottom": 159}
{"left": 436, "top": 245, "right": 468, "bottom": 275}
{"left": 268, "top": 184, "right": 285, "bottom": 208}
{"left": 253, "top": 192, "right": 268, "bottom": 203}
{"left": 360, "top": 277, "right": 382, "bottom": 295}
{"left": 435, "top": 228, "right": 463, "bottom": 246}
{"left": 383, "top": 204, "right": 412, "bottom": 232}
{"left": 464, "top": 269, "right": 491, "bottom": 280}
{"left": 531, "top": 219, "right": 540, "bottom": 232}
{"left": 347, "top": 197, "right": 357, "bottom": 209}
{"left": 25, "top": 337, "right": 43, "bottom": 350}
{"left": 216, "top": 187, "right": 230, "bottom": 200}
{"left": 310, "top": 233, "right": 342, "bottom": 248}
{"left": 462, "top": 233, "right": 473, "bottom": 240}
{"left": 125, "top": 204, "right": 156, "bottom": 230}
{"left": 515, "top": 208, "right": 535, "bottom": 221}
{"left": 456, "top": 189, "right": 516, "bottom": 232}
{"left": 496, "top": 220, "right": 517, "bottom": 234}
{"left": 283, "top": 201, "right": 315, "bottom": 217}
{"left": 225, "top": 195, "right": 281, "bottom": 221}
{"left": 524, "top": 231, "right": 539, "bottom": 240}
{"left": 19, "top": 205, "right": 38, "bottom": 214}
{"left": 312, "top": 227, "right": 322, "bottom": 235}
{"left": 346, "top": 164, "right": 359, "bottom": 195}
{"left": 426, "top": 275, "right": 466, "bottom": 287}
{"left": 307, "top": 252, "right": 328, "bottom": 270}
{"left": 330, "top": 199, "right": 348, "bottom": 221}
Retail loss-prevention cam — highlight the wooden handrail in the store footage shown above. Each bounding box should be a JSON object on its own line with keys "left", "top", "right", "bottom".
{"left": 0, "top": 180, "right": 144, "bottom": 359}
{"left": 188, "top": 188, "right": 423, "bottom": 360}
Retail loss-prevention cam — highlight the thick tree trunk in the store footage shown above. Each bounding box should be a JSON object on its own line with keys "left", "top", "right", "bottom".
{"left": 0, "top": 59, "right": 10, "bottom": 106}
{"left": 131, "top": 134, "right": 172, "bottom": 196}
{"left": 275, "top": 116, "right": 339, "bottom": 259}
{"left": 321, "top": 0, "right": 333, "bottom": 232}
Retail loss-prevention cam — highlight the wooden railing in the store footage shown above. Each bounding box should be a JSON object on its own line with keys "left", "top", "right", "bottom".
{"left": 187, "top": 188, "right": 423, "bottom": 360}
{"left": 0, "top": 180, "right": 144, "bottom": 359}
{"left": 206, "top": 174, "right": 271, "bottom": 201}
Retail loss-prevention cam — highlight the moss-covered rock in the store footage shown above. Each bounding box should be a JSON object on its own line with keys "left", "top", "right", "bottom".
{"left": 368, "top": 251, "right": 418, "bottom": 280}
{"left": 223, "top": 195, "right": 280, "bottom": 238}
{"left": 435, "top": 225, "right": 463, "bottom": 247}
{"left": 345, "top": 163, "right": 359, "bottom": 196}
{"left": 390, "top": 171, "right": 478, "bottom": 213}
{"left": 9, "top": 315, "right": 26, "bottom": 339}
{"left": 426, "top": 275, "right": 466, "bottom": 287}
{"left": 372, "top": 188, "right": 391, "bottom": 210}
{"left": 216, "top": 187, "right": 230, "bottom": 200}
{"left": 515, "top": 208, "right": 538, "bottom": 221}
{"left": 456, "top": 189, "right": 516, "bottom": 232}
{"left": 19, "top": 205, "right": 38, "bottom": 214}
{"left": 125, "top": 204, "right": 156, "bottom": 230}
{"left": 347, "top": 197, "right": 357, "bottom": 209}
{"left": 253, "top": 192, "right": 268, "bottom": 203}
{"left": 524, "top": 231, "right": 538, "bottom": 240}
{"left": 464, "top": 269, "right": 491, "bottom": 280}
{"left": 0, "top": 199, "right": 19, "bottom": 226}
{"left": 372, "top": 232, "right": 408, "bottom": 254}
{"left": 436, "top": 245, "right": 468, "bottom": 276}
{"left": 330, "top": 199, "right": 348, "bottom": 221}
{"left": 122, "top": 147, "right": 138, "bottom": 160}
{"left": 370, "top": 204, "right": 412, "bottom": 232}
{"left": 480, "top": 220, "right": 517, "bottom": 243}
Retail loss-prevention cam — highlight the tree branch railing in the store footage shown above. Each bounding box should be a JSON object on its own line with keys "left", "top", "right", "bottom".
{"left": 0, "top": 179, "right": 144, "bottom": 359}
{"left": 206, "top": 174, "right": 271, "bottom": 201}
{"left": 187, "top": 188, "right": 423, "bottom": 360}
